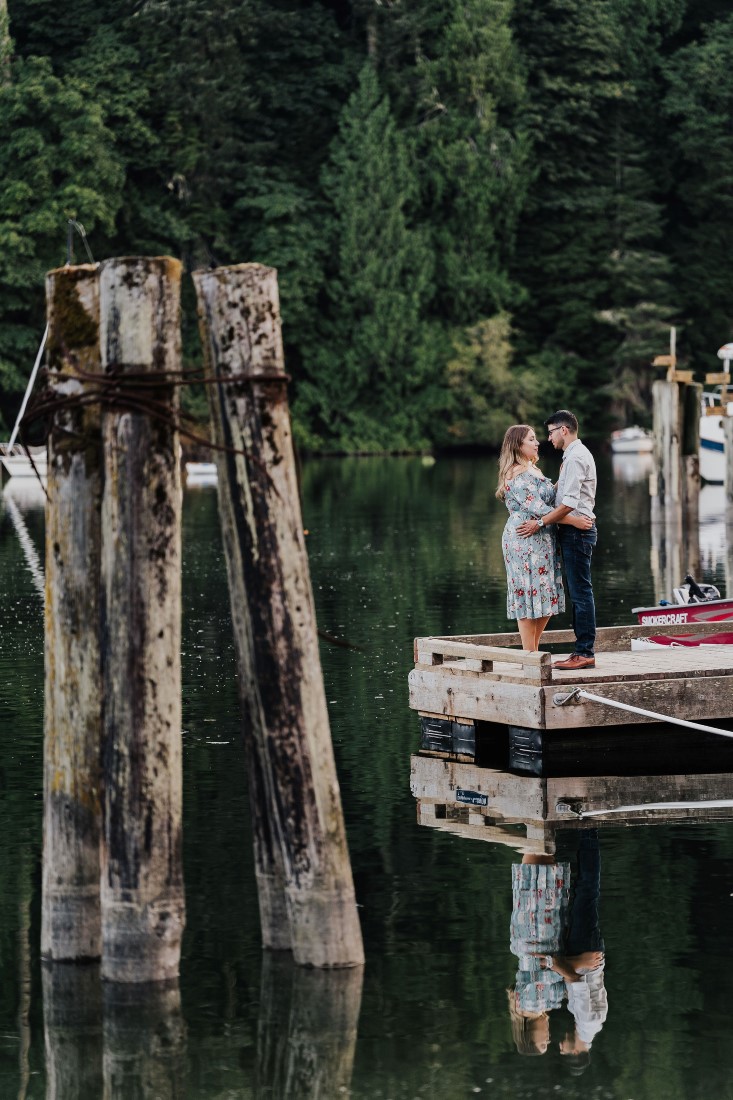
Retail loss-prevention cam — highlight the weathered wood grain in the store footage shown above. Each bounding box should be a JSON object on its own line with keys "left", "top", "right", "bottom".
{"left": 99, "top": 257, "right": 185, "bottom": 982}
{"left": 193, "top": 263, "right": 363, "bottom": 968}
{"left": 415, "top": 640, "right": 552, "bottom": 682}
{"left": 543, "top": 671, "right": 733, "bottom": 728}
{"left": 42, "top": 264, "right": 103, "bottom": 962}
{"left": 408, "top": 668, "right": 544, "bottom": 726}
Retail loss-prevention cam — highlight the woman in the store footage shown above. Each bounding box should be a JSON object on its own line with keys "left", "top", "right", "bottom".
{"left": 496, "top": 424, "right": 589, "bottom": 651}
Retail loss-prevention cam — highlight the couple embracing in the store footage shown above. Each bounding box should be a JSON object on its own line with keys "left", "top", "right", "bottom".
{"left": 496, "top": 410, "right": 597, "bottom": 671}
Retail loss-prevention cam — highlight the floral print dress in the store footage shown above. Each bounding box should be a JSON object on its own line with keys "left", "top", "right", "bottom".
{"left": 502, "top": 470, "right": 565, "bottom": 620}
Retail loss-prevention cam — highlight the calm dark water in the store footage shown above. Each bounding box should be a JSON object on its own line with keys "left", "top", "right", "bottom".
{"left": 1, "top": 452, "right": 733, "bottom": 1098}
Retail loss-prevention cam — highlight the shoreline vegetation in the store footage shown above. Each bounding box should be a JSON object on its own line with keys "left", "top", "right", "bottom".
{"left": 2, "top": 1, "right": 731, "bottom": 454}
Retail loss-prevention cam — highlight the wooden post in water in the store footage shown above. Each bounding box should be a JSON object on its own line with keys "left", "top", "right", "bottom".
{"left": 193, "top": 263, "right": 364, "bottom": 968}
{"left": 652, "top": 380, "right": 682, "bottom": 510}
{"left": 99, "top": 257, "right": 185, "bottom": 982}
{"left": 651, "top": 358, "right": 701, "bottom": 591}
{"left": 724, "top": 418, "right": 733, "bottom": 507}
{"left": 42, "top": 263, "right": 103, "bottom": 961}
{"left": 682, "top": 380, "right": 701, "bottom": 578}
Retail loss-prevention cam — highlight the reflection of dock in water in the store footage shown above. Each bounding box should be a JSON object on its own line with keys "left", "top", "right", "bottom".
{"left": 411, "top": 755, "right": 733, "bottom": 856}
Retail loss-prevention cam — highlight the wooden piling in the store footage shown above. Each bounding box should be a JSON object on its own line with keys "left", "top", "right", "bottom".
{"left": 193, "top": 263, "right": 364, "bottom": 968}
{"left": 651, "top": 377, "right": 701, "bottom": 592}
{"left": 99, "top": 257, "right": 185, "bottom": 982}
{"left": 724, "top": 418, "right": 733, "bottom": 506}
{"left": 652, "top": 379, "right": 681, "bottom": 508}
{"left": 42, "top": 263, "right": 103, "bottom": 961}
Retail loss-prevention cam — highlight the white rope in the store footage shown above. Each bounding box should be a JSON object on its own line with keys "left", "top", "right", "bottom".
{"left": 6, "top": 324, "right": 48, "bottom": 453}
{"left": 554, "top": 687, "right": 733, "bottom": 740}
{"left": 558, "top": 798, "right": 733, "bottom": 819}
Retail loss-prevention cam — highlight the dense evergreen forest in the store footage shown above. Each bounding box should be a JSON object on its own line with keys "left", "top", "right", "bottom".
{"left": 1, "top": 0, "right": 732, "bottom": 451}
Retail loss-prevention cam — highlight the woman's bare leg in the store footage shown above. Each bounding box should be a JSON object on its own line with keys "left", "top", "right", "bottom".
{"left": 533, "top": 615, "right": 552, "bottom": 650}
{"left": 517, "top": 618, "right": 535, "bottom": 651}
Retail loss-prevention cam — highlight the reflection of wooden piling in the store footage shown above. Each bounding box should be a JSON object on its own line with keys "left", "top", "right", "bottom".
{"left": 193, "top": 263, "right": 364, "bottom": 968}
{"left": 103, "top": 981, "right": 186, "bottom": 1098}
{"left": 99, "top": 257, "right": 185, "bottom": 982}
{"left": 42, "top": 264, "right": 103, "bottom": 961}
{"left": 257, "top": 952, "right": 363, "bottom": 1098}
{"left": 42, "top": 964, "right": 104, "bottom": 1099}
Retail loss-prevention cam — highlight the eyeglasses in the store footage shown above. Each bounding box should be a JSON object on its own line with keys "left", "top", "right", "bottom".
{"left": 547, "top": 426, "right": 562, "bottom": 438}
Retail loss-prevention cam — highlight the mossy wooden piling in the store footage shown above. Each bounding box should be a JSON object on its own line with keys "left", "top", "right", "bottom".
{"left": 99, "top": 257, "right": 185, "bottom": 982}
{"left": 42, "top": 263, "right": 103, "bottom": 962}
{"left": 193, "top": 263, "right": 364, "bottom": 968}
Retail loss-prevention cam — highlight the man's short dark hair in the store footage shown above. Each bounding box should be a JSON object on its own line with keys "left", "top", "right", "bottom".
{"left": 544, "top": 410, "right": 578, "bottom": 433}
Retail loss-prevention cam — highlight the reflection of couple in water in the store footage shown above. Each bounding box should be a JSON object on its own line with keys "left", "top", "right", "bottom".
{"left": 507, "top": 831, "right": 607, "bottom": 1071}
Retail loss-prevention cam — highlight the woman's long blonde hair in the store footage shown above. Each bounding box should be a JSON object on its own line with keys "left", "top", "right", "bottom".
{"left": 506, "top": 989, "right": 549, "bottom": 1056}
{"left": 495, "top": 424, "right": 536, "bottom": 499}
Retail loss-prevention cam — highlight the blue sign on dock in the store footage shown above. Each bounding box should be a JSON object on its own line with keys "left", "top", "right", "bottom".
{"left": 456, "top": 789, "right": 488, "bottom": 806}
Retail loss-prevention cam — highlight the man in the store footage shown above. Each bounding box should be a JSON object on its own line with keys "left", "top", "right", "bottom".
{"left": 516, "top": 410, "right": 597, "bottom": 670}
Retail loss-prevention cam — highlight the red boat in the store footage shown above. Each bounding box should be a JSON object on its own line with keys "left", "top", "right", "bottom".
{"left": 632, "top": 631, "right": 733, "bottom": 649}
{"left": 633, "top": 575, "right": 733, "bottom": 626}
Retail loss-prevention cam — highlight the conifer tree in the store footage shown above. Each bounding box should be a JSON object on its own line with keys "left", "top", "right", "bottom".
{"left": 665, "top": 15, "right": 733, "bottom": 364}
{"left": 0, "top": 49, "right": 124, "bottom": 421}
{"left": 510, "top": 0, "right": 623, "bottom": 413}
{"left": 413, "top": 0, "right": 530, "bottom": 326}
{"left": 294, "top": 62, "right": 434, "bottom": 451}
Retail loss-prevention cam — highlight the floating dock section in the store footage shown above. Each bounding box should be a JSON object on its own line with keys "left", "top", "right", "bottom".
{"left": 409, "top": 622, "right": 733, "bottom": 767}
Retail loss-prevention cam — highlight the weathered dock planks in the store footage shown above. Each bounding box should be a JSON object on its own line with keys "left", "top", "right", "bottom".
{"left": 409, "top": 623, "right": 733, "bottom": 735}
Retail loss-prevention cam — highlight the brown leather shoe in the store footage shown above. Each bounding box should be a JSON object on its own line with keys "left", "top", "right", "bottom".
{"left": 553, "top": 653, "right": 596, "bottom": 670}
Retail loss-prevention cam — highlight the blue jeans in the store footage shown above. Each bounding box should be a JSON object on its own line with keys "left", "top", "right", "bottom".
{"left": 557, "top": 525, "right": 597, "bottom": 657}
{"left": 564, "top": 830, "right": 604, "bottom": 955}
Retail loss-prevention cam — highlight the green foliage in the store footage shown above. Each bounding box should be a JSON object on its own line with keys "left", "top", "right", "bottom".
{"left": 294, "top": 63, "right": 435, "bottom": 452}
{"left": 412, "top": 0, "right": 531, "bottom": 324}
{"left": 665, "top": 15, "right": 733, "bottom": 364}
{"left": 2, "top": 0, "right": 733, "bottom": 448}
{"left": 0, "top": 51, "right": 124, "bottom": 425}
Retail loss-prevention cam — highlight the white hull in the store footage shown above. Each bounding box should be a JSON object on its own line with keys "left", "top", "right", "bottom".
{"left": 610, "top": 427, "right": 653, "bottom": 454}
{"left": 0, "top": 449, "right": 48, "bottom": 479}
{"left": 185, "top": 461, "right": 217, "bottom": 486}
{"left": 699, "top": 413, "right": 725, "bottom": 483}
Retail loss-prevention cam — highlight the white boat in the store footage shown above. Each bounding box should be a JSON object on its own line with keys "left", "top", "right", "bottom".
{"left": 184, "top": 461, "right": 217, "bottom": 486}
{"left": 699, "top": 391, "right": 728, "bottom": 483}
{"left": 610, "top": 426, "right": 653, "bottom": 454}
{"left": 0, "top": 445, "right": 48, "bottom": 480}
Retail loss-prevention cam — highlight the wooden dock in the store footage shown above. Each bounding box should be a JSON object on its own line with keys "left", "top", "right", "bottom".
{"left": 409, "top": 622, "right": 733, "bottom": 765}
{"left": 410, "top": 755, "right": 733, "bottom": 855}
